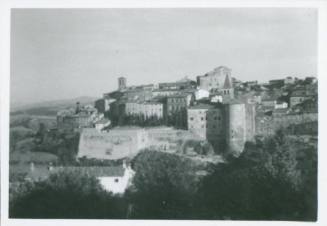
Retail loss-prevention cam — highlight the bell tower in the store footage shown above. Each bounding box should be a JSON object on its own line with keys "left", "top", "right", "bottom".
{"left": 118, "top": 77, "right": 127, "bottom": 90}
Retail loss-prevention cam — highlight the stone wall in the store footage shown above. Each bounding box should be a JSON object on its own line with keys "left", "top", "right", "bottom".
{"left": 255, "top": 113, "right": 318, "bottom": 136}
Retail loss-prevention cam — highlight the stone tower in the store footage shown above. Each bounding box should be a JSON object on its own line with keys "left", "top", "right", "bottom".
{"left": 224, "top": 102, "right": 246, "bottom": 156}
{"left": 221, "top": 72, "right": 234, "bottom": 100}
{"left": 118, "top": 77, "right": 127, "bottom": 90}
{"left": 224, "top": 101, "right": 256, "bottom": 156}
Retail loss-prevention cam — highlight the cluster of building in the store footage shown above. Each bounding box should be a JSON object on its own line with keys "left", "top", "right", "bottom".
{"left": 57, "top": 102, "right": 110, "bottom": 131}
{"left": 90, "top": 66, "right": 256, "bottom": 155}
{"left": 34, "top": 65, "right": 317, "bottom": 196}
{"left": 57, "top": 65, "right": 318, "bottom": 158}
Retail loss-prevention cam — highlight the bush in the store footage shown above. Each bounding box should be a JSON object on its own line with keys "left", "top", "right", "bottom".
{"left": 10, "top": 170, "right": 128, "bottom": 218}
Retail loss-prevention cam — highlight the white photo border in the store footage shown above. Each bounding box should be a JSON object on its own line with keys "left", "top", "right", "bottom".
{"left": 1, "top": 0, "right": 327, "bottom": 226}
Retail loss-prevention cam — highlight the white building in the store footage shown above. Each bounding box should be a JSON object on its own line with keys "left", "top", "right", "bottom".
{"left": 275, "top": 101, "right": 288, "bottom": 109}
{"left": 195, "top": 88, "right": 210, "bottom": 100}
{"left": 210, "top": 95, "right": 223, "bottom": 103}
{"left": 98, "top": 163, "right": 135, "bottom": 195}
{"left": 125, "top": 101, "right": 164, "bottom": 119}
{"left": 55, "top": 164, "right": 135, "bottom": 195}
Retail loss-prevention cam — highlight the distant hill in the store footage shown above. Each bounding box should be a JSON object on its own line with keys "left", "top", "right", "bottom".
{"left": 11, "top": 96, "right": 97, "bottom": 116}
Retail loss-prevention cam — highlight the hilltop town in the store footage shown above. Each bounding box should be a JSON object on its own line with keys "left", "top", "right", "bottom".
{"left": 9, "top": 65, "right": 318, "bottom": 219}
{"left": 57, "top": 65, "right": 317, "bottom": 157}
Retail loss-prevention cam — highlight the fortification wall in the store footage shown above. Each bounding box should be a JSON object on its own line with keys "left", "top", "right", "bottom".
{"left": 255, "top": 113, "right": 318, "bottom": 136}
{"left": 245, "top": 104, "right": 256, "bottom": 140}
{"left": 78, "top": 128, "right": 148, "bottom": 160}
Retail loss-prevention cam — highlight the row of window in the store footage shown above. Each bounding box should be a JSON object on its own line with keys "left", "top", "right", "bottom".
{"left": 168, "top": 98, "right": 186, "bottom": 103}
{"left": 190, "top": 124, "right": 219, "bottom": 129}
{"left": 189, "top": 116, "right": 221, "bottom": 121}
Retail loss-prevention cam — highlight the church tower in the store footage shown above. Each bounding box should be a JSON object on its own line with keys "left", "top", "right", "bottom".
{"left": 118, "top": 77, "right": 127, "bottom": 90}
{"left": 221, "top": 73, "right": 234, "bottom": 100}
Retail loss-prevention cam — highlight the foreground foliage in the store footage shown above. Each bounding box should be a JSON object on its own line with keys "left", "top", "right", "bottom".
{"left": 10, "top": 171, "right": 128, "bottom": 218}
{"left": 10, "top": 130, "right": 317, "bottom": 220}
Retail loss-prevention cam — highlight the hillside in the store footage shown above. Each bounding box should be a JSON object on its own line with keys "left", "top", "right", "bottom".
{"left": 11, "top": 96, "right": 97, "bottom": 116}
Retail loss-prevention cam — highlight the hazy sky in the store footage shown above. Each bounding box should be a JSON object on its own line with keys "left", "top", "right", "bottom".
{"left": 11, "top": 8, "right": 317, "bottom": 105}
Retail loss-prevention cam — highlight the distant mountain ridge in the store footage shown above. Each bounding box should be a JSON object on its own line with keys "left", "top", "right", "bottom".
{"left": 11, "top": 96, "right": 98, "bottom": 116}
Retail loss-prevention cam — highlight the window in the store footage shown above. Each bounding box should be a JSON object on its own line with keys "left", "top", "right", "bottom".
{"left": 201, "top": 125, "right": 204, "bottom": 128}
{"left": 115, "top": 178, "right": 119, "bottom": 183}
{"left": 201, "top": 117, "right": 204, "bottom": 121}
{"left": 190, "top": 117, "right": 194, "bottom": 121}
{"left": 214, "top": 116, "right": 218, "bottom": 120}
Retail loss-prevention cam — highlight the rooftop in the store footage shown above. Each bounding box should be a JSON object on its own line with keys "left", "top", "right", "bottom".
{"left": 188, "top": 103, "right": 220, "bottom": 110}
{"left": 56, "top": 166, "right": 125, "bottom": 177}
{"left": 223, "top": 74, "right": 232, "bottom": 89}
{"left": 167, "top": 93, "right": 192, "bottom": 98}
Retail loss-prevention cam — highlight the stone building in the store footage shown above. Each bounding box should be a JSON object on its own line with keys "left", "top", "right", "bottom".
{"left": 290, "top": 89, "right": 310, "bottom": 107}
{"left": 158, "top": 77, "right": 196, "bottom": 90}
{"left": 165, "top": 93, "right": 195, "bottom": 128}
{"left": 284, "top": 76, "right": 295, "bottom": 85}
{"left": 196, "top": 66, "right": 233, "bottom": 93}
{"left": 94, "top": 98, "right": 114, "bottom": 113}
{"left": 57, "top": 103, "right": 98, "bottom": 130}
{"left": 224, "top": 101, "right": 256, "bottom": 155}
{"left": 211, "top": 72, "right": 235, "bottom": 102}
{"left": 166, "top": 93, "right": 194, "bottom": 116}
{"left": 125, "top": 100, "right": 164, "bottom": 119}
{"left": 187, "top": 103, "right": 225, "bottom": 152}
{"left": 269, "top": 79, "right": 285, "bottom": 87}
{"left": 123, "top": 88, "right": 153, "bottom": 102}
{"left": 77, "top": 127, "right": 149, "bottom": 160}
{"left": 152, "top": 88, "right": 181, "bottom": 97}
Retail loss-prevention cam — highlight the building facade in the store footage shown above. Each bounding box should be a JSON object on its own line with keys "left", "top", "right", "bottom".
{"left": 158, "top": 77, "right": 195, "bottom": 90}
{"left": 95, "top": 98, "right": 112, "bottom": 113}
{"left": 57, "top": 104, "right": 98, "bottom": 130}
{"left": 196, "top": 66, "right": 233, "bottom": 92}
{"left": 125, "top": 101, "right": 164, "bottom": 119}
{"left": 77, "top": 127, "right": 149, "bottom": 160}
{"left": 152, "top": 89, "right": 181, "bottom": 97}
{"left": 187, "top": 104, "right": 225, "bottom": 152}
{"left": 224, "top": 102, "right": 256, "bottom": 155}
{"left": 290, "top": 89, "right": 310, "bottom": 107}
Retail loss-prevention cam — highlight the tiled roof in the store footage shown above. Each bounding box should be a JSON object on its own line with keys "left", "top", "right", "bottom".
{"left": 167, "top": 93, "right": 191, "bottom": 98}
{"left": 56, "top": 166, "right": 125, "bottom": 177}
{"left": 10, "top": 151, "right": 58, "bottom": 163}
{"left": 188, "top": 103, "right": 219, "bottom": 110}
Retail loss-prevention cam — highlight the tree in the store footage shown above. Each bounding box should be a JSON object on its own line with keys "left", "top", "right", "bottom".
{"left": 129, "top": 150, "right": 210, "bottom": 219}
{"left": 10, "top": 127, "right": 35, "bottom": 152}
{"left": 10, "top": 170, "right": 128, "bottom": 218}
{"left": 197, "top": 130, "right": 317, "bottom": 221}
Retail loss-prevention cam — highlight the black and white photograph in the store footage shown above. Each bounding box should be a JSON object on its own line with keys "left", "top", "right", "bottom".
{"left": 1, "top": 2, "right": 327, "bottom": 225}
